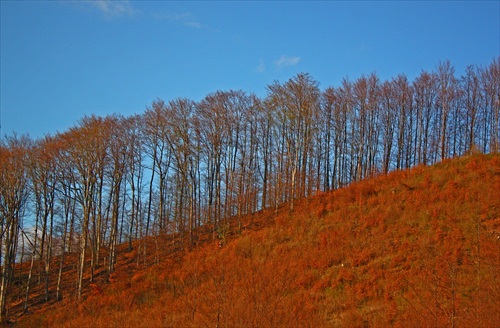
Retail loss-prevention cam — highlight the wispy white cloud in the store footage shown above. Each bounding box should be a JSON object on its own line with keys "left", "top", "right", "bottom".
{"left": 154, "top": 12, "right": 206, "bottom": 29}
{"left": 184, "top": 21, "right": 204, "bottom": 29}
{"left": 257, "top": 60, "right": 266, "bottom": 73}
{"left": 66, "top": 0, "right": 139, "bottom": 18}
{"left": 88, "top": 0, "right": 138, "bottom": 18}
{"left": 153, "top": 12, "right": 190, "bottom": 21}
{"left": 275, "top": 55, "right": 301, "bottom": 67}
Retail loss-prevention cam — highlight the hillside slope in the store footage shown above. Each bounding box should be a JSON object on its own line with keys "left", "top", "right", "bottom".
{"left": 15, "top": 154, "right": 500, "bottom": 327}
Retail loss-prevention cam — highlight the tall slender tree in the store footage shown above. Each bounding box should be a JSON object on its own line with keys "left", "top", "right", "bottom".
{"left": 0, "top": 135, "right": 30, "bottom": 323}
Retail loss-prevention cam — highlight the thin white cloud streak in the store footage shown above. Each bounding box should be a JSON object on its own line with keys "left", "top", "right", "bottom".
{"left": 275, "top": 55, "right": 301, "bottom": 67}
{"left": 153, "top": 12, "right": 206, "bottom": 29}
{"left": 184, "top": 21, "right": 204, "bottom": 29}
{"left": 257, "top": 61, "right": 266, "bottom": 73}
{"left": 76, "top": 0, "right": 138, "bottom": 18}
{"left": 75, "top": 3, "right": 208, "bottom": 29}
{"left": 155, "top": 12, "right": 192, "bottom": 21}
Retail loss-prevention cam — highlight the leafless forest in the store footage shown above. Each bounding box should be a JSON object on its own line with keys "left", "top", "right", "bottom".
{"left": 1, "top": 58, "right": 499, "bottom": 324}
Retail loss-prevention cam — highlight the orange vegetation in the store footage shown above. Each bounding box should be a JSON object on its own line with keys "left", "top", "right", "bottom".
{"left": 11, "top": 153, "right": 500, "bottom": 327}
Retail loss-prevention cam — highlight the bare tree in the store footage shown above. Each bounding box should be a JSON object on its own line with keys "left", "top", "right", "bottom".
{"left": 163, "top": 98, "right": 197, "bottom": 245}
{"left": 392, "top": 74, "right": 414, "bottom": 170}
{"left": 436, "top": 60, "right": 458, "bottom": 160}
{"left": 143, "top": 100, "right": 173, "bottom": 237}
{"left": 60, "top": 116, "right": 110, "bottom": 299}
{"left": 197, "top": 92, "right": 231, "bottom": 226}
{"left": 413, "top": 70, "right": 438, "bottom": 165}
{"left": 25, "top": 136, "right": 60, "bottom": 304}
{"left": 266, "top": 73, "right": 320, "bottom": 210}
{"left": 480, "top": 57, "right": 500, "bottom": 153}
{"left": 0, "top": 135, "right": 30, "bottom": 323}
{"left": 106, "top": 115, "right": 130, "bottom": 273}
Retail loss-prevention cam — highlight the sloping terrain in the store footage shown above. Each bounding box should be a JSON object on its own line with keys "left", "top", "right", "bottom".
{"left": 12, "top": 153, "right": 500, "bottom": 327}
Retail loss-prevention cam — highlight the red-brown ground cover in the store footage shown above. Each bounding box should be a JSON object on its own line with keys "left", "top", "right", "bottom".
{"left": 10, "top": 153, "right": 500, "bottom": 327}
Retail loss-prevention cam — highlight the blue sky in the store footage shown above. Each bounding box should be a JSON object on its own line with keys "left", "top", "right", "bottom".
{"left": 1, "top": 1, "right": 499, "bottom": 138}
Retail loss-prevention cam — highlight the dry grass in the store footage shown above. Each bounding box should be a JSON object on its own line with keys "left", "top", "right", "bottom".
{"left": 9, "top": 153, "right": 500, "bottom": 327}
